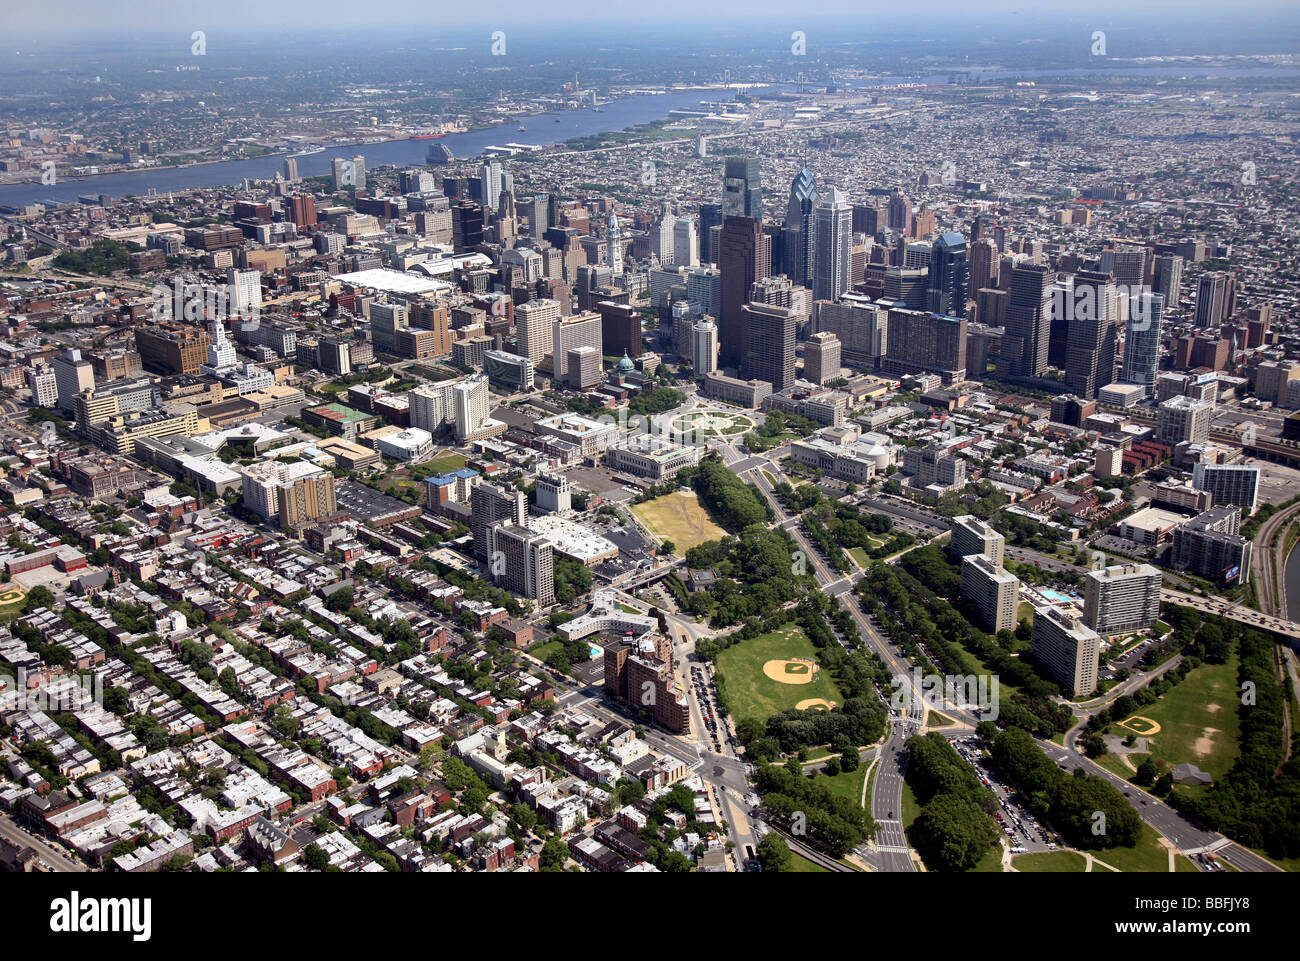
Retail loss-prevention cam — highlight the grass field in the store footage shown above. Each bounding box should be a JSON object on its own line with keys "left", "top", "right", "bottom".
{"left": 714, "top": 625, "right": 844, "bottom": 724}
{"left": 632, "top": 491, "right": 726, "bottom": 551}
{"left": 968, "top": 842, "right": 1005, "bottom": 872}
{"left": 425, "top": 451, "right": 468, "bottom": 474}
{"left": 788, "top": 853, "right": 831, "bottom": 873}
{"left": 1093, "top": 823, "right": 1173, "bottom": 873}
{"left": 813, "top": 761, "right": 870, "bottom": 811}
{"left": 1108, "top": 654, "right": 1241, "bottom": 780}
{"left": 1014, "top": 850, "right": 1087, "bottom": 872}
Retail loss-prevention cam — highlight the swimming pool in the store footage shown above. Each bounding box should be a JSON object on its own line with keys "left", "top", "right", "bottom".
{"left": 1039, "top": 589, "right": 1078, "bottom": 605}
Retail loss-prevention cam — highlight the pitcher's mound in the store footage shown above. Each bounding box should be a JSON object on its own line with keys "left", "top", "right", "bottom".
{"left": 796, "top": 698, "right": 835, "bottom": 711}
{"left": 763, "top": 658, "right": 817, "bottom": 685}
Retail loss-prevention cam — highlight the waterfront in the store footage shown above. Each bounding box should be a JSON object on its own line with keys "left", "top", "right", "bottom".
{"left": 0, "top": 90, "right": 715, "bottom": 208}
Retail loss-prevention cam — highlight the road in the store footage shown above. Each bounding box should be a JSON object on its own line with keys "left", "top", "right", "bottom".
{"left": 0, "top": 814, "right": 88, "bottom": 872}
{"left": 1250, "top": 498, "right": 1300, "bottom": 619}
{"left": 865, "top": 720, "right": 918, "bottom": 872}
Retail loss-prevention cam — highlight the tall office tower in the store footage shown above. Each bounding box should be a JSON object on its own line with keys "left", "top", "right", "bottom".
{"left": 722, "top": 156, "right": 762, "bottom": 219}
{"left": 351, "top": 155, "right": 366, "bottom": 190}
{"left": 369, "top": 301, "right": 409, "bottom": 354}
{"left": 203, "top": 317, "right": 237, "bottom": 372}
{"left": 1194, "top": 271, "right": 1231, "bottom": 328}
{"left": 998, "top": 262, "right": 1055, "bottom": 380}
{"left": 927, "top": 232, "right": 969, "bottom": 318}
{"left": 1156, "top": 395, "right": 1213, "bottom": 446}
{"left": 528, "top": 194, "right": 549, "bottom": 236}
{"left": 478, "top": 159, "right": 502, "bottom": 211}
{"left": 698, "top": 203, "right": 723, "bottom": 262}
{"left": 470, "top": 483, "right": 527, "bottom": 560}
{"left": 515, "top": 298, "right": 561, "bottom": 365}
{"left": 451, "top": 202, "right": 484, "bottom": 251}
{"left": 810, "top": 187, "right": 852, "bottom": 302}
{"left": 1152, "top": 254, "right": 1183, "bottom": 308}
{"left": 1121, "top": 291, "right": 1165, "bottom": 397}
{"left": 319, "top": 338, "right": 351, "bottom": 377}
{"left": 227, "top": 267, "right": 262, "bottom": 314}
{"left": 282, "top": 157, "right": 299, "bottom": 182}
{"left": 1100, "top": 245, "right": 1147, "bottom": 292}
{"left": 887, "top": 190, "right": 911, "bottom": 232}
{"left": 648, "top": 206, "right": 674, "bottom": 265}
{"left": 692, "top": 317, "right": 718, "bottom": 376}
{"left": 961, "top": 554, "right": 1020, "bottom": 634}
{"left": 597, "top": 300, "right": 643, "bottom": 358}
{"left": 718, "top": 215, "right": 769, "bottom": 368}
{"left": 673, "top": 217, "right": 699, "bottom": 268}
{"left": 551, "top": 312, "right": 602, "bottom": 382}
{"left": 535, "top": 472, "right": 571, "bottom": 514}
{"left": 1193, "top": 462, "right": 1260, "bottom": 514}
{"left": 26, "top": 365, "right": 58, "bottom": 408}
{"left": 566, "top": 345, "right": 601, "bottom": 389}
{"left": 52, "top": 349, "right": 95, "bottom": 413}
{"left": 853, "top": 199, "right": 884, "bottom": 236}
{"left": 605, "top": 210, "right": 624, "bottom": 274}
{"left": 452, "top": 372, "right": 491, "bottom": 441}
{"left": 1064, "top": 269, "right": 1119, "bottom": 398}
{"left": 969, "top": 237, "right": 999, "bottom": 300}
{"left": 882, "top": 266, "right": 930, "bottom": 310}
{"left": 741, "top": 301, "right": 796, "bottom": 391}
{"left": 803, "top": 331, "right": 841, "bottom": 385}
{"left": 1046, "top": 277, "right": 1073, "bottom": 370}
{"left": 1032, "top": 607, "right": 1101, "bottom": 696}
{"left": 783, "top": 168, "right": 818, "bottom": 285}
{"left": 950, "top": 514, "right": 1005, "bottom": 567}
{"left": 882, "top": 308, "right": 968, "bottom": 384}
{"left": 488, "top": 523, "right": 555, "bottom": 604}
{"left": 813, "top": 296, "right": 888, "bottom": 369}
{"left": 685, "top": 265, "right": 721, "bottom": 318}
{"left": 1083, "top": 564, "right": 1162, "bottom": 635}
{"left": 287, "top": 193, "right": 317, "bottom": 227}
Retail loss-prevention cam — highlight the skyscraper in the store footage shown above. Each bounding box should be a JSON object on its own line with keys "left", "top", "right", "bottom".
{"left": 1194, "top": 272, "right": 1231, "bottom": 328}
{"left": 803, "top": 331, "right": 840, "bottom": 385}
{"left": 1100, "top": 245, "right": 1147, "bottom": 292}
{"left": 470, "top": 483, "right": 527, "bottom": 560}
{"left": 741, "top": 301, "right": 796, "bottom": 391}
{"left": 718, "top": 216, "right": 769, "bottom": 368}
{"left": 1152, "top": 254, "right": 1183, "bottom": 308}
{"left": 486, "top": 523, "right": 555, "bottom": 605}
{"left": 999, "top": 262, "right": 1055, "bottom": 380}
{"left": 282, "top": 157, "right": 299, "bottom": 182}
{"left": 887, "top": 191, "right": 911, "bottom": 232}
{"left": 698, "top": 203, "right": 723, "bottom": 262}
{"left": 479, "top": 159, "right": 503, "bottom": 211}
{"left": 782, "top": 168, "right": 818, "bottom": 286}
{"left": 811, "top": 187, "right": 852, "bottom": 303}
{"left": 605, "top": 210, "right": 624, "bottom": 274}
{"left": 969, "top": 237, "right": 999, "bottom": 302}
{"left": 692, "top": 317, "right": 718, "bottom": 376}
{"left": 515, "top": 298, "right": 561, "bottom": 366}
{"left": 673, "top": 216, "right": 699, "bottom": 268}
{"left": 1083, "top": 564, "right": 1162, "bottom": 635}
{"left": 927, "top": 232, "right": 969, "bottom": 319}
{"left": 722, "top": 156, "right": 762, "bottom": 219}
{"left": 1121, "top": 291, "right": 1165, "bottom": 397}
{"left": 1064, "top": 269, "right": 1119, "bottom": 398}
{"left": 551, "top": 312, "right": 602, "bottom": 382}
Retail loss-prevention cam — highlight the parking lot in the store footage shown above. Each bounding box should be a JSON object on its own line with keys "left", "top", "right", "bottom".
{"left": 689, "top": 662, "right": 731, "bottom": 755}
{"left": 947, "top": 734, "right": 1057, "bottom": 855}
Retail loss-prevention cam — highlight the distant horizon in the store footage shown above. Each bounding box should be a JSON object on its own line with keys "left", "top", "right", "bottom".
{"left": 6, "top": 2, "right": 1300, "bottom": 38}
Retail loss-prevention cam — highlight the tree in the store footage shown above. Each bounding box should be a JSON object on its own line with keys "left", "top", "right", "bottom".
{"left": 755, "top": 833, "right": 793, "bottom": 872}
{"left": 540, "top": 837, "right": 569, "bottom": 871}
{"left": 302, "top": 843, "right": 331, "bottom": 871}
{"left": 324, "top": 585, "right": 354, "bottom": 612}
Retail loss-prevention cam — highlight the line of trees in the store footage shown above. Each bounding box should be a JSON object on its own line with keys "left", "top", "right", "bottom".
{"left": 905, "top": 732, "right": 1001, "bottom": 871}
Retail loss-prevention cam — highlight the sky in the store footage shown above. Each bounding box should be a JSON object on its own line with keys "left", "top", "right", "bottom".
{"left": 7, "top": 0, "right": 1300, "bottom": 34}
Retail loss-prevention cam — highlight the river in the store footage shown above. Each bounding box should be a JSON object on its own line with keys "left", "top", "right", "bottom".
{"left": 1282, "top": 536, "right": 1300, "bottom": 623}
{"left": 0, "top": 90, "right": 719, "bottom": 208}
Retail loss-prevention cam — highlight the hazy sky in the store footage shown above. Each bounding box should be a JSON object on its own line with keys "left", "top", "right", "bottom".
{"left": 8, "top": 0, "right": 1299, "bottom": 34}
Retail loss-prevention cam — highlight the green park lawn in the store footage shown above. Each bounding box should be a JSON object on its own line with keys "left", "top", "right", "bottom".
{"left": 788, "top": 853, "right": 831, "bottom": 873}
{"left": 714, "top": 625, "right": 843, "bottom": 724}
{"left": 1013, "top": 850, "right": 1088, "bottom": 872}
{"left": 1107, "top": 654, "right": 1241, "bottom": 780}
{"left": 1093, "top": 823, "right": 1174, "bottom": 873}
